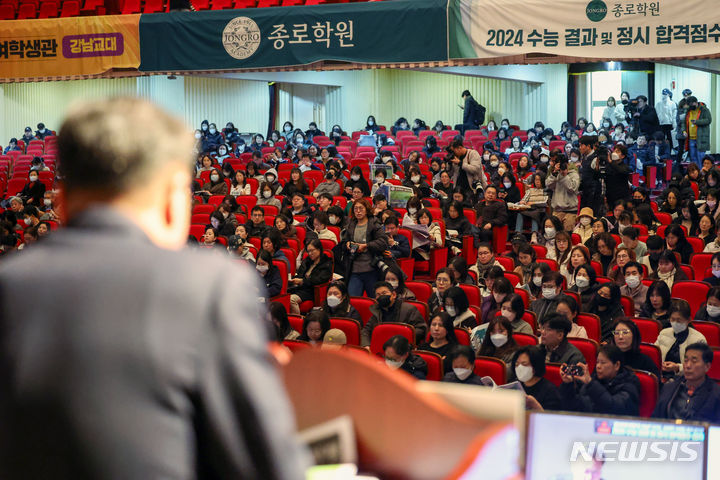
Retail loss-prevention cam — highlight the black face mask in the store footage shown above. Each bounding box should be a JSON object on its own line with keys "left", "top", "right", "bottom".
{"left": 596, "top": 296, "right": 612, "bottom": 307}
{"left": 690, "top": 105, "right": 698, "bottom": 110}
{"left": 377, "top": 295, "right": 392, "bottom": 309}
{"left": 632, "top": 198, "right": 643, "bottom": 206}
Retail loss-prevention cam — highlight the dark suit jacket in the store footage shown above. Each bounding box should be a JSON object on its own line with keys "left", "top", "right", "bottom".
{"left": 0, "top": 208, "right": 308, "bottom": 480}
{"left": 475, "top": 199, "right": 507, "bottom": 227}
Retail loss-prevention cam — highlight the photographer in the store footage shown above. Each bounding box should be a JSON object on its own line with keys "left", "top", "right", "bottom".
{"left": 341, "top": 198, "right": 389, "bottom": 297}
{"left": 447, "top": 138, "right": 487, "bottom": 202}
{"left": 633, "top": 95, "right": 660, "bottom": 137}
{"left": 546, "top": 153, "right": 580, "bottom": 232}
{"left": 604, "top": 143, "right": 631, "bottom": 208}
{"left": 578, "top": 136, "right": 603, "bottom": 217}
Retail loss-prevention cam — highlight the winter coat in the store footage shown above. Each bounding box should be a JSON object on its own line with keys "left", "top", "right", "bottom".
{"left": 546, "top": 164, "right": 580, "bottom": 212}
{"left": 685, "top": 103, "right": 712, "bottom": 152}
{"left": 559, "top": 367, "right": 640, "bottom": 416}
{"left": 655, "top": 98, "right": 677, "bottom": 126}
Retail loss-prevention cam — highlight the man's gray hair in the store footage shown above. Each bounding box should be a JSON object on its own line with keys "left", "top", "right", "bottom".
{"left": 58, "top": 97, "right": 195, "bottom": 195}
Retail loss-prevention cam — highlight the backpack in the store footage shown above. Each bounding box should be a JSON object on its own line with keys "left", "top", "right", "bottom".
{"left": 475, "top": 102, "right": 486, "bottom": 126}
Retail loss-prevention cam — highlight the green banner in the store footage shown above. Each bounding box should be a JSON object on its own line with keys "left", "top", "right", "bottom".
{"left": 139, "top": 0, "right": 448, "bottom": 71}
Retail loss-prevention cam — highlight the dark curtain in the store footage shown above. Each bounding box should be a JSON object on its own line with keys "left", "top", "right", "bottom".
{"left": 266, "top": 82, "right": 277, "bottom": 139}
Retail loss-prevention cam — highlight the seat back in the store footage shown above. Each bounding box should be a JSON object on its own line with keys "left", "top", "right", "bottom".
{"left": 283, "top": 339, "right": 311, "bottom": 353}
{"left": 369, "top": 322, "right": 416, "bottom": 356}
{"left": 496, "top": 256, "right": 514, "bottom": 271}
{"left": 531, "top": 245, "right": 547, "bottom": 259}
{"left": 690, "top": 253, "right": 713, "bottom": 280}
{"left": 454, "top": 328, "right": 471, "bottom": 346}
{"left": 329, "top": 317, "right": 362, "bottom": 346}
{"left": 349, "top": 297, "right": 376, "bottom": 326}
{"left": 632, "top": 317, "right": 662, "bottom": 343}
{"left": 404, "top": 300, "right": 429, "bottom": 325}
{"left": 567, "top": 337, "right": 599, "bottom": 372}
{"left": 575, "top": 313, "right": 601, "bottom": 343}
{"left": 690, "top": 321, "right": 720, "bottom": 347}
{"left": 709, "top": 347, "right": 720, "bottom": 381}
{"left": 537, "top": 258, "right": 558, "bottom": 271}
{"left": 620, "top": 295, "right": 635, "bottom": 317}
{"left": 287, "top": 314, "right": 304, "bottom": 333}
{"left": 513, "top": 333, "right": 538, "bottom": 346}
{"left": 473, "top": 356, "right": 506, "bottom": 385}
{"left": 405, "top": 281, "right": 433, "bottom": 304}
{"left": 458, "top": 283, "right": 482, "bottom": 308}
{"left": 638, "top": 343, "right": 662, "bottom": 373}
{"left": 632, "top": 369, "right": 659, "bottom": 418}
{"left": 544, "top": 362, "right": 563, "bottom": 386}
{"left": 514, "top": 288, "right": 530, "bottom": 308}
{"left": 504, "top": 271, "right": 522, "bottom": 287}
{"left": 671, "top": 281, "right": 710, "bottom": 318}
{"left": 413, "top": 350, "right": 443, "bottom": 381}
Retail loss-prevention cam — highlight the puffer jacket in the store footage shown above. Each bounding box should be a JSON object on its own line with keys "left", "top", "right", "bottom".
{"left": 559, "top": 367, "right": 640, "bottom": 416}
{"left": 685, "top": 103, "right": 712, "bottom": 152}
{"left": 546, "top": 163, "right": 580, "bottom": 212}
{"left": 655, "top": 98, "right": 677, "bottom": 125}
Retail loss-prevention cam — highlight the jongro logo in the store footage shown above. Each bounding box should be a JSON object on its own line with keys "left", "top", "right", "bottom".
{"left": 586, "top": 0, "right": 608, "bottom": 22}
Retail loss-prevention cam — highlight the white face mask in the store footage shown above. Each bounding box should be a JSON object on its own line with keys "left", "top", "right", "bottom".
{"left": 706, "top": 304, "right": 720, "bottom": 317}
{"left": 500, "top": 307, "right": 515, "bottom": 321}
{"left": 712, "top": 267, "right": 720, "bottom": 278}
{"left": 540, "top": 156, "right": 549, "bottom": 163}
{"left": 408, "top": 207, "right": 417, "bottom": 215}
{"left": 490, "top": 333, "right": 508, "bottom": 348}
{"left": 532, "top": 276, "right": 543, "bottom": 287}
{"left": 256, "top": 264, "right": 269, "bottom": 274}
{"left": 385, "top": 358, "right": 403, "bottom": 370}
{"left": 411, "top": 175, "right": 421, "bottom": 183}
{"left": 326, "top": 295, "right": 342, "bottom": 308}
{"left": 329, "top": 215, "right": 338, "bottom": 225}
{"left": 544, "top": 227, "right": 556, "bottom": 239}
{"left": 218, "top": 148, "right": 226, "bottom": 155}
{"left": 625, "top": 275, "right": 641, "bottom": 289}
{"left": 284, "top": 126, "right": 292, "bottom": 133}
{"left": 368, "top": 120, "right": 375, "bottom": 126}
{"left": 483, "top": 153, "right": 490, "bottom": 160}
{"left": 670, "top": 321, "right": 688, "bottom": 334}
{"left": 453, "top": 367, "right": 473, "bottom": 381}
{"left": 445, "top": 306, "right": 456, "bottom": 317}
{"left": 503, "top": 181, "right": 512, "bottom": 189}
{"left": 490, "top": 161, "right": 499, "bottom": 168}
{"left": 43, "top": 198, "right": 52, "bottom": 206}
{"left": 388, "top": 280, "right": 399, "bottom": 289}
{"left": 296, "top": 136, "right": 303, "bottom": 143}
{"left": 263, "top": 191, "right": 272, "bottom": 199}
{"left": 515, "top": 364, "right": 534, "bottom": 383}
{"left": 195, "top": 132, "right": 202, "bottom": 139}
{"left": 570, "top": 156, "right": 579, "bottom": 162}
{"left": 209, "top": 128, "right": 217, "bottom": 134}
{"left": 611, "top": 152, "right": 620, "bottom": 161}
{"left": 210, "top": 174, "right": 219, "bottom": 182}
{"left": 29, "top": 175, "right": 38, "bottom": 182}
{"left": 708, "top": 200, "right": 717, "bottom": 210}
{"left": 542, "top": 287, "right": 557, "bottom": 300}
{"left": 351, "top": 174, "right": 360, "bottom": 181}
{"left": 376, "top": 176, "right": 384, "bottom": 184}
{"left": 575, "top": 276, "right": 590, "bottom": 289}
{"left": 580, "top": 217, "right": 591, "bottom": 226}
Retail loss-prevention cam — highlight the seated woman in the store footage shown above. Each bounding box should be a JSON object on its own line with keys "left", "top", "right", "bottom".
{"left": 477, "top": 316, "right": 519, "bottom": 371}
{"left": 402, "top": 165, "right": 432, "bottom": 198}
{"left": 549, "top": 230, "right": 572, "bottom": 276}
{"left": 696, "top": 286, "right": 720, "bottom": 324}
{"left": 268, "top": 301, "right": 300, "bottom": 341}
{"left": 288, "top": 239, "right": 333, "bottom": 315}
{"left": 256, "top": 249, "right": 282, "bottom": 300}
{"left": 469, "top": 242, "right": 505, "bottom": 287}
{"left": 448, "top": 256, "right": 476, "bottom": 286}
{"left": 513, "top": 243, "right": 537, "bottom": 287}
{"left": 202, "top": 168, "right": 228, "bottom": 196}
{"left": 555, "top": 296, "right": 588, "bottom": 339}
{"left": 418, "top": 312, "right": 459, "bottom": 374}
{"left": 639, "top": 280, "right": 672, "bottom": 328}
{"left": 443, "top": 286, "right": 477, "bottom": 329}
{"left": 310, "top": 211, "right": 338, "bottom": 245}
{"left": 480, "top": 276, "right": 513, "bottom": 325}
{"left": 531, "top": 216, "right": 564, "bottom": 260}
{"left": 442, "top": 345, "right": 486, "bottom": 385}
{"left": 659, "top": 187, "right": 681, "bottom": 218}
{"left": 261, "top": 228, "right": 289, "bottom": 270}
{"left": 564, "top": 245, "right": 591, "bottom": 288}
{"left": 655, "top": 299, "right": 708, "bottom": 380}
{"left": 200, "top": 227, "right": 222, "bottom": 249}
{"left": 569, "top": 263, "right": 599, "bottom": 311}
{"left": 647, "top": 249, "right": 688, "bottom": 289}
{"left": 433, "top": 170, "right": 454, "bottom": 200}
{"left": 515, "top": 172, "right": 547, "bottom": 233}
{"left": 321, "top": 280, "right": 362, "bottom": 324}
{"left": 443, "top": 200, "right": 473, "bottom": 256}
{"left": 573, "top": 207, "right": 595, "bottom": 245}
{"left": 383, "top": 335, "right": 428, "bottom": 380}
{"left": 257, "top": 182, "right": 282, "bottom": 209}
{"left": 559, "top": 344, "right": 640, "bottom": 416}
{"left": 697, "top": 214, "right": 717, "bottom": 247}
{"left": 610, "top": 318, "right": 660, "bottom": 378}
{"left": 274, "top": 214, "right": 298, "bottom": 245}
{"left": 672, "top": 199, "right": 700, "bottom": 237}
{"left": 382, "top": 264, "right": 416, "bottom": 301}
{"left": 428, "top": 268, "right": 456, "bottom": 315}
{"left": 297, "top": 309, "right": 332, "bottom": 347}
{"left": 411, "top": 208, "right": 443, "bottom": 262}
{"left": 634, "top": 203, "right": 661, "bottom": 236}
{"left": 524, "top": 262, "right": 551, "bottom": 302}
{"left": 401, "top": 196, "right": 423, "bottom": 226}
{"left": 586, "top": 283, "right": 625, "bottom": 342}
{"left": 584, "top": 218, "right": 608, "bottom": 256}
{"left": 510, "top": 346, "right": 562, "bottom": 411}
{"left": 591, "top": 232, "right": 617, "bottom": 276}
{"left": 280, "top": 167, "right": 310, "bottom": 198}
{"left": 607, "top": 246, "right": 635, "bottom": 286}
{"left": 499, "top": 293, "right": 534, "bottom": 335}
{"left": 230, "top": 170, "right": 251, "bottom": 196}
{"left": 664, "top": 224, "right": 694, "bottom": 264}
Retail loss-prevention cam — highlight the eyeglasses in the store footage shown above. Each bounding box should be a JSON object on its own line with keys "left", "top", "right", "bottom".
{"left": 613, "top": 329, "right": 631, "bottom": 336}
{"left": 436, "top": 277, "right": 450, "bottom": 284}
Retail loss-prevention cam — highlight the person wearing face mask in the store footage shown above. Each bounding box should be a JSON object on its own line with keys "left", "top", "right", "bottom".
{"left": 655, "top": 88, "right": 677, "bottom": 147}
{"left": 18, "top": 170, "right": 46, "bottom": 206}
{"left": 362, "top": 282, "right": 426, "bottom": 347}
{"left": 573, "top": 208, "right": 595, "bottom": 244}
{"left": 546, "top": 152, "right": 580, "bottom": 232}
{"left": 321, "top": 281, "right": 362, "bottom": 323}
{"left": 288, "top": 239, "right": 333, "bottom": 315}
{"left": 632, "top": 95, "right": 660, "bottom": 138}
{"left": 578, "top": 136, "right": 603, "bottom": 215}
{"left": 443, "top": 286, "right": 477, "bottom": 329}
{"left": 510, "top": 346, "right": 562, "bottom": 411}
{"left": 304, "top": 121, "right": 323, "bottom": 141}
{"left": 694, "top": 286, "right": 720, "bottom": 323}
{"left": 531, "top": 216, "right": 563, "bottom": 259}
{"left": 402, "top": 166, "right": 431, "bottom": 198}
{"left": 586, "top": 284, "right": 625, "bottom": 342}
{"left": 684, "top": 96, "right": 712, "bottom": 167}
{"left": 363, "top": 115, "right": 380, "bottom": 133}
{"left": 201, "top": 168, "right": 228, "bottom": 197}
{"left": 4, "top": 137, "right": 22, "bottom": 155}
{"left": 221, "top": 123, "right": 240, "bottom": 146}
{"left": 603, "top": 96, "right": 627, "bottom": 127}
{"left": 442, "top": 345, "right": 486, "bottom": 385}
{"left": 559, "top": 344, "right": 640, "bottom": 416}
{"left": 20, "top": 206, "right": 41, "bottom": 231}
{"left": 382, "top": 335, "right": 427, "bottom": 380}
{"left": 617, "top": 261, "right": 648, "bottom": 314}
{"left": 213, "top": 144, "right": 231, "bottom": 164}
{"left": 500, "top": 294, "right": 533, "bottom": 335}
{"left": 477, "top": 316, "right": 518, "bottom": 374}
{"left": 255, "top": 249, "right": 282, "bottom": 300}
{"left": 655, "top": 299, "right": 707, "bottom": 380}
{"left": 529, "top": 271, "right": 569, "bottom": 325}
{"left": 653, "top": 342, "right": 720, "bottom": 423}
{"left": 202, "top": 123, "right": 224, "bottom": 153}
{"left": 280, "top": 121, "right": 295, "bottom": 142}
{"left": 422, "top": 135, "right": 440, "bottom": 157}
{"left": 604, "top": 144, "right": 631, "bottom": 208}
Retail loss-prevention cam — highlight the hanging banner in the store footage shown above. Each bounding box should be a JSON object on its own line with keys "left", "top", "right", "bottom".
{"left": 449, "top": 0, "right": 720, "bottom": 60}
{"left": 139, "top": 0, "right": 448, "bottom": 72}
{"left": 0, "top": 15, "right": 141, "bottom": 81}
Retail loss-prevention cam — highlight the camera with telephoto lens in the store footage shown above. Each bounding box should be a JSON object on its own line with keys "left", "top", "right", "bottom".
{"left": 371, "top": 256, "right": 392, "bottom": 274}
{"left": 622, "top": 98, "right": 638, "bottom": 115}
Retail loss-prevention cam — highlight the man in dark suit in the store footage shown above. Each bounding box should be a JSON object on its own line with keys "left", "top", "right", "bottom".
{"left": 474, "top": 184, "right": 507, "bottom": 244}
{"left": 0, "top": 97, "right": 309, "bottom": 479}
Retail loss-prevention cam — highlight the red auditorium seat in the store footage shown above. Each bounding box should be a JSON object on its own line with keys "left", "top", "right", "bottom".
{"left": 413, "top": 350, "right": 443, "bottom": 381}
{"left": 287, "top": 314, "right": 303, "bottom": 333}
{"left": 632, "top": 318, "right": 662, "bottom": 343}
{"left": 620, "top": 295, "right": 635, "bottom": 317}
{"left": 283, "top": 339, "right": 311, "bottom": 353}
{"left": 16, "top": 2, "right": 35, "bottom": 17}
{"left": 638, "top": 343, "right": 662, "bottom": 373}
{"left": 453, "top": 328, "right": 470, "bottom": 346}
{"left": 544, "top": 362, "right": 563, "bottom": 386}
{"left": 575, "top": 313, "right": 601, "bottom": 343}
{"left": 120, "top": 0, "right": 140, "bottom": 13}
{"left": 633, "top": 370, "right": 659, "bottom": 418}
{"left": 188, "top": 224, "right": 205, "bottom": 241}
{"left": 143, "top": 0, "right": 163, "bottom": 13}
{"left": 329, "top": 317, "right": 362, "bottom": 346}
{"left": 473, "top": 356, "right": 506, "bottom": 385}
{"left": 709, "top": 348, "right": 720, "bottom": 381}
{"left": 513, "top": 333, "right": 538, "bottom": 346}
{"left": 405, "top": 281, "right": 432, "bottom": 304}
{"left": 256, "top": 0, "right": 279, "bottom": 6}
{"left": 6, "top": 178, "right": 26, "bottom": 197}
{"left": 349, "top": 297, "right": 375, "bottom": 326}
{"left": 567, "top": 337, "right": 598, "bottom": 372}
{"left": 691, "top": 321, "right": 720, "bottom": 347}
{"left": 369, "top": 322, "right": 415, "bottom": 357}
{"left": 191, "top": 0, "right": 210, "bottom": 9}
{"left": 671, "top": 281, "right": 710, "bottom": 318}
{"left": 38, "top": 1, "right": 58, "bottom": 17}
{"left": 0, "top": 4, "right": 14, "bottom": 18}
{"left": 690, "top": 253, "right": 713, "bottom": 280}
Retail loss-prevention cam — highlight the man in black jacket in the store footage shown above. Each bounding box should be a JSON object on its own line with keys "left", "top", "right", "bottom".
{"left": 362, "top": 282, "right": 427, "bottom": 346}
{"left": 605, "top": 143, "right": 631, "bottom": 208}
{"left": 455, "top": 90, "right": 485, "bottom": 134}
{"left": 653, "top": 342, "right": 720, "bottom": 423}
{"left": 578, "top": 135, "right": 603, "bottom": 216}
{"left": 383, "top": 215, "right": 410, "bottom": 259}
{"left": 633, "top": 95, "right": 660, "bottom": 137}
{"left": 474, "top": 185, "right": 507, "bottom": 244}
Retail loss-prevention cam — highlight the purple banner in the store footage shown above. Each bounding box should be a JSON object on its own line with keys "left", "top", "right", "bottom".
{"left": 62, "top": 33, "right": 124, "bottom": 59}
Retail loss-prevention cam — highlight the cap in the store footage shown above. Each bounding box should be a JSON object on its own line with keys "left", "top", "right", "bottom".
{"left": 661, "top": 88, "right": 672, "bottom": 98}
{"left": 24, "top": 127, "right": 32, "bottom": 133}
{"left": 510, "top": 233, "right": 527, "bottom": 244}
{"left": 227, "top": 235, "right": 243, "bottom": 250}
{"left": 37, "top": 122, "right": 45, "bottom": 130}
{"left": 682, "top": 88, "right": 692, "bottom": 96}
{"left": 578, "top": 207, "right": 595, "bottom": 219}
{"left": 321, "top": 329, "right": 347, "bottom": 348}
